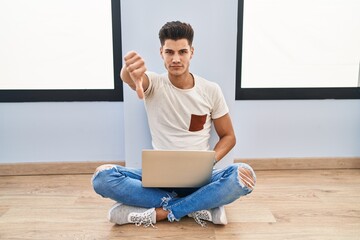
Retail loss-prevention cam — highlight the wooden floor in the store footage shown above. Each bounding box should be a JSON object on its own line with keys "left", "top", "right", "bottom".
{"left": 0, "top": 169, "right": 360, "bottom": 240}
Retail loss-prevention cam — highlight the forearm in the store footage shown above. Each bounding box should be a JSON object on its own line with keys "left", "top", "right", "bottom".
{"left": 213, "top": 134, "right": 236, "bottom": 163}
{"left": 120, "top": 65, "right": 136, "bottom": 90}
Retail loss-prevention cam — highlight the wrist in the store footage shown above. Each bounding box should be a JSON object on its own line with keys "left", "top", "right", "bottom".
{"left": 213, "top": 158, "right": 218, "bottom": 166}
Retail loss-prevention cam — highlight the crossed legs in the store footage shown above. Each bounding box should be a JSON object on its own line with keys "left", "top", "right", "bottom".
{"left": 92, "top": 163, "right": 256, "bottom": 223}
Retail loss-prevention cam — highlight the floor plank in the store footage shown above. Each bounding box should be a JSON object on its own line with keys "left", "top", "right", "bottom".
{"left": 0, "top": 169, "right": 359, "bottom": 239}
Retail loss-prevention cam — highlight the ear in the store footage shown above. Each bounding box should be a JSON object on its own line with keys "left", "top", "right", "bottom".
{"left": 160, "top": 46, "right": 164, "bottom": 59}
{"left": 190, "top": 46, "right": 194, "bottom": 59}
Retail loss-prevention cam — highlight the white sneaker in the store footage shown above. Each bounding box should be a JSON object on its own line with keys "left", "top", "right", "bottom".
{"left": 188, "top": 206, "right": 228, "bottom": 227}
{"left": 108, "top": 203, "right": 156, "bottom": 227}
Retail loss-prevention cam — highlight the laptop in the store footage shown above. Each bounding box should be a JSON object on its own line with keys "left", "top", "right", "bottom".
{"left": 141, "top": 149, "right": 215, "bottom": 188}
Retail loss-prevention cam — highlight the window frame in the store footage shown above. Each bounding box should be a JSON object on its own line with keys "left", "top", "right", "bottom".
{"left": 0, "top": 0, "right": 123, "bottom": 102}
{"left": 235, "top": 0, "right": 360, "bottom": 100}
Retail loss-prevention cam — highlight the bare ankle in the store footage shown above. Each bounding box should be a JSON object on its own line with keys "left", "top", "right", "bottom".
{"left": 155, "top": 208, "right": 169, "bottom": 222}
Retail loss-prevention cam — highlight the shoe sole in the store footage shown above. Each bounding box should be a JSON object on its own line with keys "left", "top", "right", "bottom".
{"left": 108, "top": 202, "right": 123, "bottom": 222}
{"left": 216, "top": 206, "right": 228, "bottom": 225}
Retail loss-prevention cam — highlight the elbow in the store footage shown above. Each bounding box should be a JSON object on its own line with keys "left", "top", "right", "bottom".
{"left": 231, "top": 134, "right": 237, "bottom": 149}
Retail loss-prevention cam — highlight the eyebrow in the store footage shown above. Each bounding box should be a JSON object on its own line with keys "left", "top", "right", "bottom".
{"left": 164, "top": 48, "right": 189, "bottom": 52}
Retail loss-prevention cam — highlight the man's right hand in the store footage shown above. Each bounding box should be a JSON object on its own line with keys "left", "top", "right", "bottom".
{"left": 123, "top": 51, "right": 147, "bottom": 99}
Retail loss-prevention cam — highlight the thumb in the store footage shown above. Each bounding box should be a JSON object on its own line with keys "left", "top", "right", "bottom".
{"left": 134, "top": 79, "right": 144, "bottom": 99}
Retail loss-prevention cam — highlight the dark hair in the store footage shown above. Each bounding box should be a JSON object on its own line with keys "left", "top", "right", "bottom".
{"left": 158, "top": 21, "right": 194, "bottom": 46}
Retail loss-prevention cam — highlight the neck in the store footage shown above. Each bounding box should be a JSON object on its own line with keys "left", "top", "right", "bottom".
{"left": 168, "top": 72, "right": 194, "bottom": 89}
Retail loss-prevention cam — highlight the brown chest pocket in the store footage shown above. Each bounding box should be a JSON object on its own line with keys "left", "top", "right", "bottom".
{"left": 189, "top": 114, "right": 207, "bottom": 132}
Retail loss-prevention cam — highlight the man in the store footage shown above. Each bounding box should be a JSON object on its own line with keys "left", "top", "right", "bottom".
{"left": 92, "top": 21, "right": 256, "bottom": 227}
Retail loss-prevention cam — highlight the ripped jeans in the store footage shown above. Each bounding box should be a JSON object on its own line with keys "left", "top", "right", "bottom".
{"left": 92, "top": 163, "right": 256, "bottom": 222}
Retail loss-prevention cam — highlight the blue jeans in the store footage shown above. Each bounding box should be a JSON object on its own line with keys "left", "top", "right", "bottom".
{"left": 92, "top": 163, "right": 256, "bottom": 222}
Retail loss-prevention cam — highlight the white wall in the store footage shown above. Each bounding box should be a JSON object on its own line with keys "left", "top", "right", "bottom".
{"left": 0, "top": 0, "right": 359, "bottom": 165}
{"left": 121, "top": 0, "right": 237, "bottom": 168}
{"left": 234, "top": 100, "right": 360, "bottom": 158}
{"left": 0, "top": 102, "right": 125, "bottom": 163}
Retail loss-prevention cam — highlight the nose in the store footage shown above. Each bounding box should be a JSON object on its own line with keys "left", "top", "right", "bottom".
{"left": 172, "top": 53, "right": 180, "bottom": 63}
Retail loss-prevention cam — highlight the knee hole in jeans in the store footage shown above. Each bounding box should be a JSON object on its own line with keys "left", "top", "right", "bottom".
{"left": 238, "top": 167, "right": 255, "bottom": 190}
{"left": 94, "top": 164, "right": 117, "bottom": 174}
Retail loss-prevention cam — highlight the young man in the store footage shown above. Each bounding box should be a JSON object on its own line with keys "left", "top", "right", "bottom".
{"left": 92, "top": 21, "right": 256, "bottom": 227}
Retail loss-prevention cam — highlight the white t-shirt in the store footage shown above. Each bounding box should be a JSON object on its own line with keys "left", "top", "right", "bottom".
{"left": 144, "top": 72, "right": 229, "bottom": 150}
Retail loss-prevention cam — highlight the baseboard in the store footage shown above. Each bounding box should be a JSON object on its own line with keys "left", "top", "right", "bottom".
{"left": 0, "top": 161, "right": 125, "bottom": 176}
{"left": 1, "top": 157, "right": 359, "bottom": 176}
{"left": 235, "top": 157, "right": 360, "bottom": 170}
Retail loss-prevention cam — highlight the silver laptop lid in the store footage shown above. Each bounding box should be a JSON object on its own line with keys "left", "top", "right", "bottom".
{"left": 142, "top": 149, "right": 215, "bottom": 188}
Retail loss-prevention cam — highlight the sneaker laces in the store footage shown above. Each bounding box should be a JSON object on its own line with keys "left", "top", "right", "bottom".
{"left": 129, "top": 209, "right": 156, "bottom": 228}
{"left": 190, "top": 210, "right": 211, "bottom": 227}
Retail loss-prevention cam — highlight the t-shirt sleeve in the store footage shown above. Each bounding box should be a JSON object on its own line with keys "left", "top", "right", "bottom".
{"left": 144, "top": 71, "right": 156, "bottom": 98}
{"left": 211, "top": 83, "right": 229, "bottom": 119}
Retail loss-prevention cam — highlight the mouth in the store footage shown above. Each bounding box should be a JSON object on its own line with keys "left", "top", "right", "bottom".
{"left": 170, "top": 65, "right": 183, "bottom": 69}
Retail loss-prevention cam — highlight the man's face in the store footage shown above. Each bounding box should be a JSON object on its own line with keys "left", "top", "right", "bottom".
{"left": 160, "top": 39, "right": 194, "bottom": 77}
